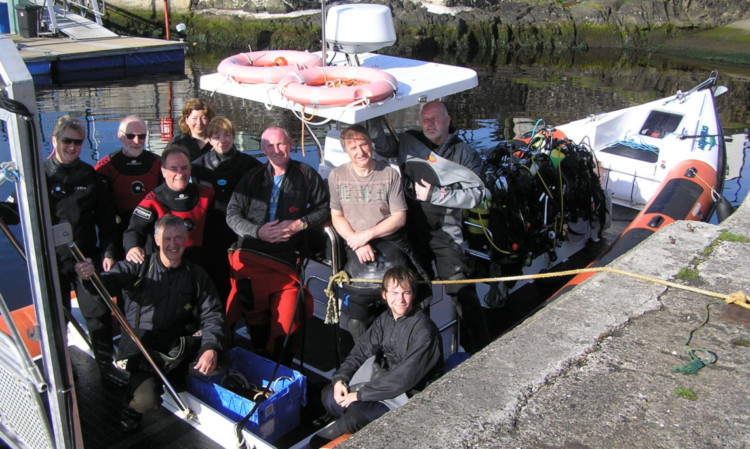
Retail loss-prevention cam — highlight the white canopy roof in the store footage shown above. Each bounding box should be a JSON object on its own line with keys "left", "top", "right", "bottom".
{"left": 199, "top": 52, "right": 478, "bottom": 124}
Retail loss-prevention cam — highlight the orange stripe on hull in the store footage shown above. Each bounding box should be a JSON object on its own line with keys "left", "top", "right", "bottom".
{"left": 0, "top": 304, "right": 41, "bottom": 358}
{"left": 549, "top": 159, "right": 718, "bottom": 301}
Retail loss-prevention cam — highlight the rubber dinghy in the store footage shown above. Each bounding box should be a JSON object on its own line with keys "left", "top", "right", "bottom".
{"left": 549, "top": 72, "right": 729, "bottom": 300}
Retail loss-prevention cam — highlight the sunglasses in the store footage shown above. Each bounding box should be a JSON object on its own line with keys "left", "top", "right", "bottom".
{"left": 125, "top": 133, "right": 147, "bottom": 140}
{"left": 60, "top": 137, "right": 84, "bottom": 145}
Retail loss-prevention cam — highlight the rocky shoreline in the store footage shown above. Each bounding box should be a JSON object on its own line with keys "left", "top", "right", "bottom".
{"left": 104, "top": 0, "right": 750, "bottom": 60}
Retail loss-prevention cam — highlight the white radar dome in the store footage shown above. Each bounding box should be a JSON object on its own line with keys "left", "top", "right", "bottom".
{"left": 325, "top": 4, "right": 397, "bottom": 54}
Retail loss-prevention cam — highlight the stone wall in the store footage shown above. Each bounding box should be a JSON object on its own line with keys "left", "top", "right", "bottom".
{"left": 102, "top": 0, "right": 750, "bottom": 52}
{"left": 109, "top": 0, "right": 750, "bottom": 26}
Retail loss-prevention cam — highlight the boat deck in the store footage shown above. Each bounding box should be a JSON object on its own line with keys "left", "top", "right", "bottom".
{"left": 6, "top": 34, "right": 185, "bottom": 84}
{"left": 69, "top": 315, "right": 345, "bottom": 449}
{"left": 70, "top": 346, "right": 224, "bottom": 449}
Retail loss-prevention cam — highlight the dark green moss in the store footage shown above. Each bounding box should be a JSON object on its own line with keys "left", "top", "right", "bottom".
{"left": 674, "top": 387, "right": 697, "bottom": 400}
{"left": 101, "top": 8, "right": 747, "bottom": 62}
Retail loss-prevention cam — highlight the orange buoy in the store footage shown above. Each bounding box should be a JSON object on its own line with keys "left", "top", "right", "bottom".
{"left": 277, "top": 66, "right": 397, "bottom": 106}
{"left": 217, "top": 50, "right": 323, "bottom": 84}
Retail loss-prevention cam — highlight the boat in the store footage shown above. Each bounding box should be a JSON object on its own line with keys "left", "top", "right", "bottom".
{"left": 547, "top": 73, "right": 729, "bottom": 300}
{"left": 0, "top": 2, "right": 730, "bottom": 447}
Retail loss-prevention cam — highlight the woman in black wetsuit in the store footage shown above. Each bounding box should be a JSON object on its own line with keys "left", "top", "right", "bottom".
{"left": 191, "top": 117, "right": 261, "bottom": 302}
{"left": 168, "top": 98, "right": 216, "bottom": 161}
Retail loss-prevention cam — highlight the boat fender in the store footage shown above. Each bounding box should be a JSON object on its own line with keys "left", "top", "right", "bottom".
{"left": 715, "top": 196, "right": 735, "bottom": 223}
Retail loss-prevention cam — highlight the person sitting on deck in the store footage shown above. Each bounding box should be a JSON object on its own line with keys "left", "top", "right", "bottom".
{"left": 309, "top": 265, "right": 443, "bottom": 448}
{"left": 367, "top": 100, "right": 490, "bottom": 354}
{"left": 123, "top": 145, "right": 214, "bottom": 265}
{"left": 95, "top": 115, "right": 162, "bottom": 260}
{"left": 191, "top": 117, "right": 261, "bottom": 302}
{"left": 225, "top": 126, "right": 329, "bottom": 363}
{"left": 75, "top": 214, "right": 226, "bottom": 433}
{"left": 328, "top": 124, "right": 427, "bottom": 340}
{"left": 168, "top": 98, "right": 216, "bottom": 161}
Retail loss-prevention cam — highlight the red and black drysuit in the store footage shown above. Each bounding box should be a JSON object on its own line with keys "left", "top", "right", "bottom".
{"left": 123, "top": 183, "right": 214, "bottom": 264}
{"left": 191, "top": 147, "right": 261, "bottom": 301}
{"left": 95, "top": 148, "right": 162, "bottom": 258}
{"left": 45, "top": 156, "right": 119, "bottom": 362}
{"left": 225, "top": 160, "right": 329, "bottom": 360}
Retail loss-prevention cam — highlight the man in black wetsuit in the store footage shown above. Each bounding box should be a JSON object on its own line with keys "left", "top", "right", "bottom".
{"left": 95, "top": 115, "right": 162, "bottom": 259}
{"left": 368, "top": 100, "right": 490, "bottom": 354}
{"left": 76, "top": 214, "right": 225, "bottom": 432}
{"left": 46, "top": 115, "right": 120, "bottom": 377}
{"left": 310, "top": 265, "right": 443, "bottom": 448}
{"left": 123, "top": 145, "right": 214, "bottom": 265}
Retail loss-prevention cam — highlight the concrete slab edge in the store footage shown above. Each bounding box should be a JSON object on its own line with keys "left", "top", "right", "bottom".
{"left": 336, "top": 197, "right": 750, "bottom": 449}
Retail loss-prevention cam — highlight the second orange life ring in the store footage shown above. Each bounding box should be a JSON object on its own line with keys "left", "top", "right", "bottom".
{"left": 277, "top": 66, "right": 398, "bottom": 106}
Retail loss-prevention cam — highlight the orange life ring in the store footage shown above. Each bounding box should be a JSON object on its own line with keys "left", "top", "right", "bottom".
{"left": 217, "top": 50, "right": 323, "bottom": 84}
{"left": 277, "top": 66, "right": 398, "bottom": 106}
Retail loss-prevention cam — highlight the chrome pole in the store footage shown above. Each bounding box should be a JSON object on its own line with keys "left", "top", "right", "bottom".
{"left": 0, "top": 217, "right": 94, "bottom": 350}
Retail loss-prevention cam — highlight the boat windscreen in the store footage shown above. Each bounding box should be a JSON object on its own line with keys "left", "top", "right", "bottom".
{"left": 639, "top": 110, "right": 683, "bottom": 139}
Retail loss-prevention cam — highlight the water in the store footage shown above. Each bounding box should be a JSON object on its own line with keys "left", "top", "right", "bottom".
{"left": 1, "top": 49, "right": 749, "bottom": 310}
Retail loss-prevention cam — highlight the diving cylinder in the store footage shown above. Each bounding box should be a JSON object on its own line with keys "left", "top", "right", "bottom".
{"left": 465, "top": 194, "right": 491, "bottom": 248}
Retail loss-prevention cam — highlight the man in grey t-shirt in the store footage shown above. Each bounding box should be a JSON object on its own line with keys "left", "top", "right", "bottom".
{"left": 328, "top": 125, "right": 411, "bottom": 339}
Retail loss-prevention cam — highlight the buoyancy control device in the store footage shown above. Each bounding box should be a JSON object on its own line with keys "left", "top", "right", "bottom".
{"left": 478, "top": 128, "right": 609, "bottom": 267}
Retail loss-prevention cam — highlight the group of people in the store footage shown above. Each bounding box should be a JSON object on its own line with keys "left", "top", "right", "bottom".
{"left": 0, "top": 97, "right": 491, "bottom": 442}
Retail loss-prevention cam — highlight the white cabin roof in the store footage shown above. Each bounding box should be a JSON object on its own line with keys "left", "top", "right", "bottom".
{"left": 199, "top": 52, "right": 478, "bottom": 124}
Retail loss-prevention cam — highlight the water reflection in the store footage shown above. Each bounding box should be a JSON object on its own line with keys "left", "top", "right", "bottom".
{"left": 1, "top": 49, "right": 749, "bottom": 309}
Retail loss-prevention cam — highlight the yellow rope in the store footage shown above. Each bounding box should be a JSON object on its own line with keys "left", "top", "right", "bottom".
{"left": 328, "top": 266, "right": 750, "bottom": 310}
{"left": 324, "top": 271, "right": 350, "bottom": 324}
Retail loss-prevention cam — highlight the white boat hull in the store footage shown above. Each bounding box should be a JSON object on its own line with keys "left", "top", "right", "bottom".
{"left": 556, "top": 82, "right": 725, "bottom": 209}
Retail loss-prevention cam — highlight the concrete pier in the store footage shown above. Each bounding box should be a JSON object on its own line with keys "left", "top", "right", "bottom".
{"left": 338, "top": 198, "right": 750, "bottom": 448}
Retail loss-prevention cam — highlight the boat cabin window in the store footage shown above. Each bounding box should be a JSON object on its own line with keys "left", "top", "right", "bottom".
{"left": 639, "top": 110, "right": 683, "bottom": 139}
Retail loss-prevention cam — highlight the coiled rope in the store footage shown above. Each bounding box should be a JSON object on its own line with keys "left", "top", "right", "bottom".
{"left": 322, "top": 266, "right": 750, "bottom": 324}
{"left": 672, "top": 300, "right": 722, "bottom": 375}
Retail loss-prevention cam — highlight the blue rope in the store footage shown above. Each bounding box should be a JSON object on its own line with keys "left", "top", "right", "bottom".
{"left": 603, "top": 139, "right": 659, "bottom": 155}
{"left": 0, "top": 163, "right": 20, "bottom": 186}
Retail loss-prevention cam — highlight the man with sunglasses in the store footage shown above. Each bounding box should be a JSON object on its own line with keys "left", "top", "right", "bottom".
{"left": 95, "top": 115, "right": 162, "bottom": 259}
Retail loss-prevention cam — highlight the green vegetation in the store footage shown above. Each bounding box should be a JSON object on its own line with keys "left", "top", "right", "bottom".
{"left": 717, "top": 230, "right": 749, "bottom": 243}
{"left": 698, "top": 244, "right": 715, "bottom": 258}
{"left": 674, "top": 387, "right": 697, "bottom": 400}
{"left": 731, "top": 337, "right": 750, "bottom": 347}
{"left": 100, "top": 2, "right": 747, "bottom": 63}
{"left": 690, "top": 230, "right": 748, "bottom": 270}
{"left": 677, "top": 267, "right": 699, "bottom": 281}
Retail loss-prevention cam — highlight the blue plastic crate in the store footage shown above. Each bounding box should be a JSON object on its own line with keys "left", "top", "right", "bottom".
{"left": 187, "top": 347, "right": 306, "bottom": 443}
